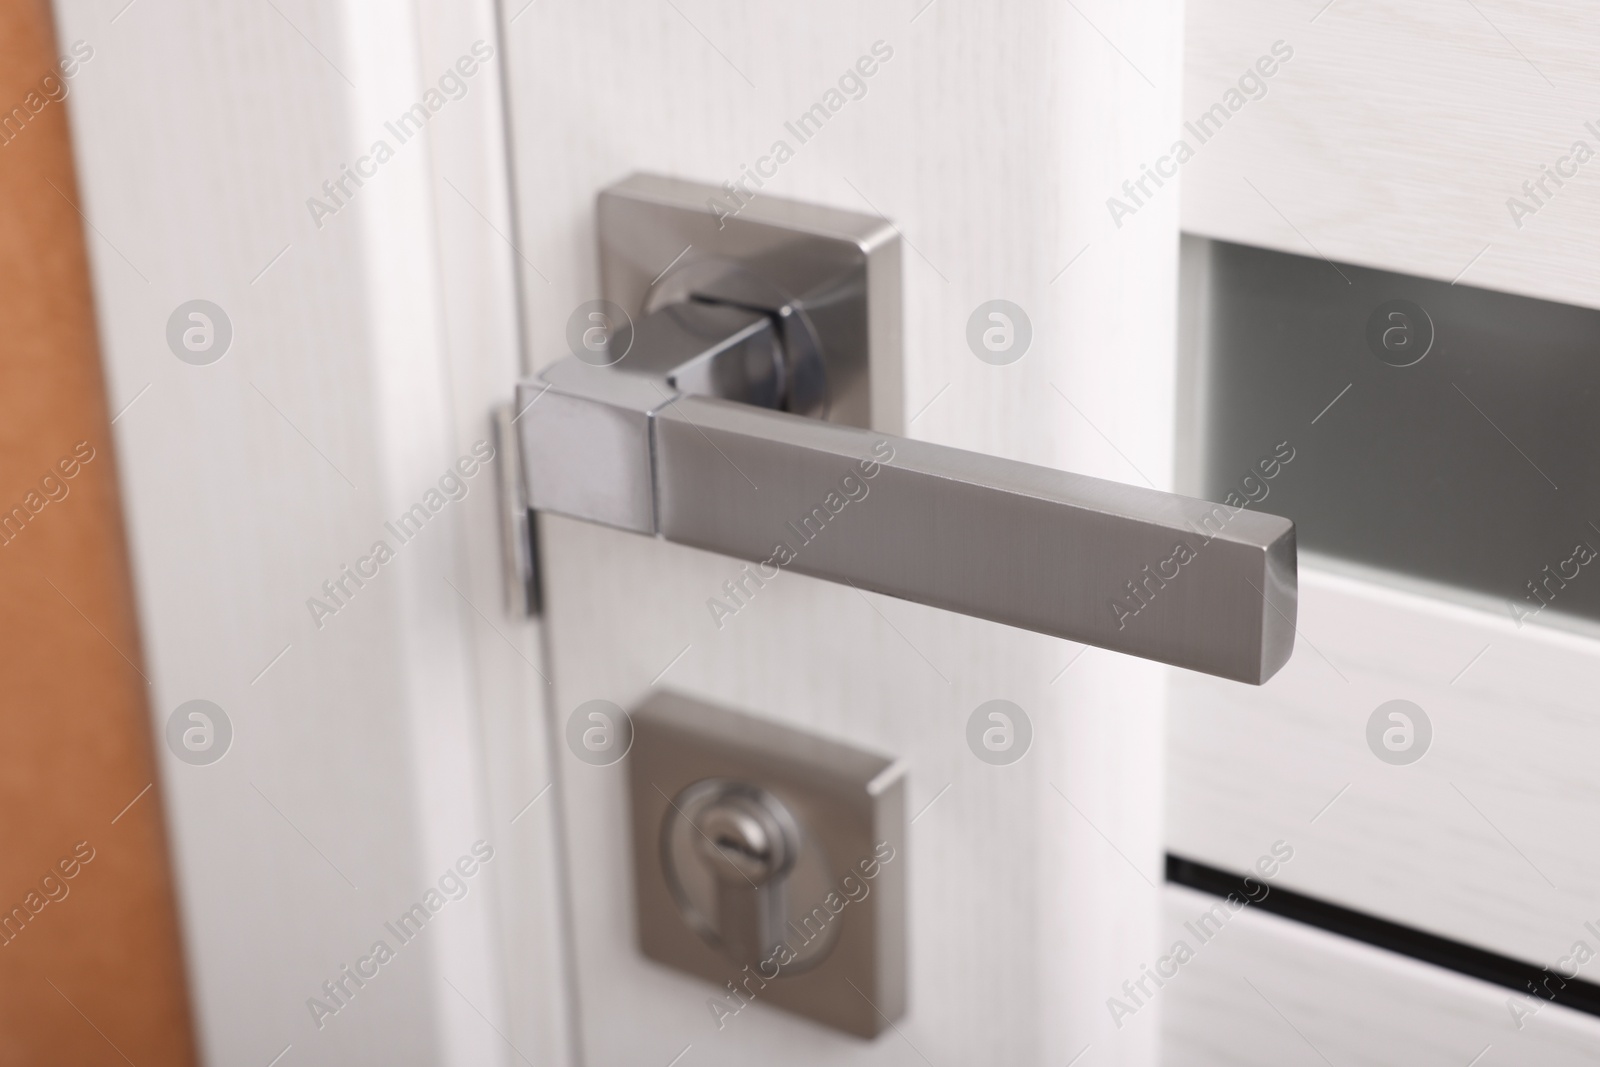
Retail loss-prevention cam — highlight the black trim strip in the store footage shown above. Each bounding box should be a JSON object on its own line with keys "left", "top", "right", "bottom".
{"left": 1166, "top": 854, "right": 1600, "bottom": 1018}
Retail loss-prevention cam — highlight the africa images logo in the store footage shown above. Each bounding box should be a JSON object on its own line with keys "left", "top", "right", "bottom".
{"left": 306, "top": 841, "right": 495, "bottom": 1031}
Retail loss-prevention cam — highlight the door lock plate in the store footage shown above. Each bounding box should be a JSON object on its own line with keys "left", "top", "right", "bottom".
{"left": 628, "top": 690, "right": 907, "bottom": 1038}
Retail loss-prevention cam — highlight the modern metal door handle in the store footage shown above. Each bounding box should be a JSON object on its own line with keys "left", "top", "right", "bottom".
{"left": 514, "top": 175, "right": 1297, "bottom": 685}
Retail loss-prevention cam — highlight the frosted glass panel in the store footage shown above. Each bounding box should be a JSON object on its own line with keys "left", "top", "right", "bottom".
{"left": 1189, "top": 237, "right": 1600, "bottom": 627}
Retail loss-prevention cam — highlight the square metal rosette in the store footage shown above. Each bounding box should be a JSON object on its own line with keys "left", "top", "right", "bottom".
{"left": 597, "top": 172, "right": 903, "bottom": 434}
{"left": 627, "top": 690, "right": 907, "bottom": 1038}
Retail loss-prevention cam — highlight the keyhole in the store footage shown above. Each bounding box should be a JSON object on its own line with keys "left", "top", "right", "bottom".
{"left": 715, "top": 829, "right": 761, "bottom": 863}
{"left": 693, "top": 793, "right": 789, "bottom": 885}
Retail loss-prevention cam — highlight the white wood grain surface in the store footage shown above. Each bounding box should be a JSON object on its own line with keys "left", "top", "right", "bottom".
{"left": 502, "top": 0, "right": 1186, "bottom": 1062}
{"left": 1170, "top": 560, "right": 1600, "bottom": 977}
{"left": 1182, "top": 0, "right": 1600, "bottom": 310}
{"left": 1161, "top": 885, "right": 1600, "bottom": 1066}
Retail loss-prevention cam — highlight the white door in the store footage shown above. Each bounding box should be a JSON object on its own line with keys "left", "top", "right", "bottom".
{"left": 500, "top": 3, "right": 1189, "bottom": 1065}
{"left": 74, "top": 1, "right": 1599, "bottom": 1065}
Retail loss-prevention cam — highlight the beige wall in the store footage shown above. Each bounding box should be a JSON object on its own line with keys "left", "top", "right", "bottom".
{"left": 0, "top": 2, "right": 196, "bottom": 1061}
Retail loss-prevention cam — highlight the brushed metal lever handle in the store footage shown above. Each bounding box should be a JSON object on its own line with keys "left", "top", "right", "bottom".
{"left": 518, "top": 174, "right": 1296, "bottom": 684}
{"left": 516, "top": 340, "right": 1296, "bottom": 685}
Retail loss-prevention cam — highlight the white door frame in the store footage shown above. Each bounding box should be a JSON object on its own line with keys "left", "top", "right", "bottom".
{"left": 56, "top": 0, "right": 569, "bottom": 1063}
